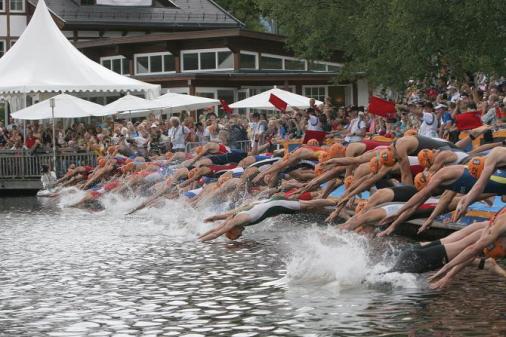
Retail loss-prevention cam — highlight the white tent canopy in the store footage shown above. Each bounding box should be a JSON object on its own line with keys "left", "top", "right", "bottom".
{"left": 96, "top": 94, "right": 150, "bottom": 117}
{"left": 144, "top": 92, "right": 220, "bottom": 112}
{"left": 229, "top": 88, "right": 322, "bottom": 110}
{"left": 0, "top": 0, "right": 159, "bottom": 96}
{"left": 116, "top": 92, "right": 221, "bottom": 117}
{"left": 11, "top": 93, "right": 103, "bottom": 120}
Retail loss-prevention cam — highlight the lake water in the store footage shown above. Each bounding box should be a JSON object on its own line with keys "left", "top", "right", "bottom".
{"left": 1, "top": 195, "right": 505, "bottom": 337}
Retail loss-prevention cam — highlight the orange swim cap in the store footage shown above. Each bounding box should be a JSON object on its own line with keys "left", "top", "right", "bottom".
{"left": 355, "top": 200, "right": 367, "bottom": 214}
{"left": 379, "top": 148, "right": 396, "bottom": 167}
{"left": 344, "top": 175, "right": 354, "bottom": 189}
{"left": 217, "top": 172, "right": 232, "bottom": 186}
{"left": 107, "top": 146, "right": 117, "bottom": 155}
{"left": 319, "top": 151, "right": 332, "bottom": 163}
{"left": 98, "top": 158, "right": 106, "bottom": 168}
{"left": 188, "top": 168, "right": 199, "bottom": 179}
{"left": 225, "top": 226, "right": 244, "bottom": 240}
{"left": 414, "top": 172, "right": 429, "bottom": 190}
{"left": 468, "top": 156, "right": 485, "bottom": 178}
{"left": 369, "top": 156, "right": 382, "bottom": 174}
{"left": 418, "top": 149, "right": 434, "bottom": 168}
{"left": 307, "top": 139, "right": 320, "bottom": 146}
{"left": 314, "top": 164, "right": 323, "bottom": 176}
{"left": 329, "top": 143, "right": 346, "bottom": 158}
{"left": 197, "top": 146, "right": 206, "bottom": 155}
{"left": 165, "top": 152, "right": 174, "bottom": 160}
{"left": 404, "top": 129, "right": 418, "bottom": 137}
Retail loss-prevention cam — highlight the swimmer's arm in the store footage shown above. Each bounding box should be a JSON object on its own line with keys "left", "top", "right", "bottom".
{"left": 460, "top": 163, "right": 496, "bottom": 207}
{"left": 430, "top": 225, "right": 502, "bottom": 281}
{"left": 338, "top": 174, "right": 372, "bottom": 203}
{"left": 343, "top": 167, "right": 390, "bottom": 202}
{"left": 253, "top": 156, "right": 295, "bottom": 183}
{"left": 430, "top": 257, "right": 474, "bottom": 289}
{"left": 300, "top": 166, "right": 345, "bottom": 193}
{"left": 377, "top": 181, "right": 439, "bottom": 236}
{"left": 399, "top": 155, "right": 413, "bottom": 185}
{"left": 419, "top": 190, "right": 457, "bottom": 233}
{"left": 470, "top": 142, "right": 503, "bottom": 154}
{"left": 321, "top": 179, "right": 340, "bottom": 199}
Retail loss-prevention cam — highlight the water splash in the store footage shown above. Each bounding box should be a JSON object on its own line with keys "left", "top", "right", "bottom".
{"left": 281, "top": 226, "right": 419, "bottom": 290}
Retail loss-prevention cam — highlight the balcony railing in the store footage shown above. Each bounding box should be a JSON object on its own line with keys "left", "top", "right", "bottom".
{"left": 0, "top": 151, "right": 97, "bottom": 179}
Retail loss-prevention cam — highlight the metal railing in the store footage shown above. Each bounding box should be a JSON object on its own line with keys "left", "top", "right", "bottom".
{"left": 0, "top": 152, "right": 97, "bottom": 179}
{"left": 185, "top": 141, "right": 252, "bottom": 154}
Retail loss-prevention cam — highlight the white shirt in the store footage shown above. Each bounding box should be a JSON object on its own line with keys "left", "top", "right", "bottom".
{"left": 250, "top": 121, "right": 266, "bottom": 146}
{"left": 344, "top": 118, "right": 366, "bottom": 143}
{"left": 419, "top": 112, "right": 438, "bottom": 137}
{"left": 307, "top": 114, "right": 323, "bottom": 131}
{"left": 168, "top": 125, "right": 189, "bottom": 150}
{"left": 41, "top": 171, "right": 57, "bottom": 190}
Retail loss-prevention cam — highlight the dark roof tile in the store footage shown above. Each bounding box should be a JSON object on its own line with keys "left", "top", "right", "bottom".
{"left": 29, "top": 0, "right": 243, "bottom": 29}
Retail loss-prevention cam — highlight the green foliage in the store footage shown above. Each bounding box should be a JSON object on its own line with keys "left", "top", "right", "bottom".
{"left": 214, "top": 0, "right": 265, "bottom": 31}
{"left": 256, "top": 0, "right": 506, "bottom": 89}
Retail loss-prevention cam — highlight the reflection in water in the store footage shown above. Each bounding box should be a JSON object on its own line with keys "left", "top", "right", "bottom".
{"left": 0, "top": 197, "right": 505, "bottom": 336}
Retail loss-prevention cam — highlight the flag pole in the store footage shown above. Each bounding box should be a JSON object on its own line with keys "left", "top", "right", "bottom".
{"left": 50, "top": 98, "right": 56, "bottom": 174}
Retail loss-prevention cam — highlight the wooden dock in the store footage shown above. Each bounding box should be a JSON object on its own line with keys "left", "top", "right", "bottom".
{"left": 0, "top": 151, "right": 96, "bottom": 193}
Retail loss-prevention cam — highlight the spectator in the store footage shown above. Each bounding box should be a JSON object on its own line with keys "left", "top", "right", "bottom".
{"left": 343, "top": 109, "right": 366, "bottom": 143}
{"left": 167, "top": 117, "right": 189, "bottom": 153}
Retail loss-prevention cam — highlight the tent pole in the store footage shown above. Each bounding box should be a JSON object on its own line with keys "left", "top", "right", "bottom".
{"left": 50, "top": 98, "right": 56, "bottom": 174}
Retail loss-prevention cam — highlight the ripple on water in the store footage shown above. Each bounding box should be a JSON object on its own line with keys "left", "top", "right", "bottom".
{"left": 1, "top": 197, "right": 505, "bottom": 337}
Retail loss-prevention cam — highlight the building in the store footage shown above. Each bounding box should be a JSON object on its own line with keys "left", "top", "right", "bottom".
{"left": 1, "top": 0, "right": 370, "bottom": 116}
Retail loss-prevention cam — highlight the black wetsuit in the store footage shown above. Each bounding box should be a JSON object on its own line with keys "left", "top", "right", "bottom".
{"left": 209, "top": 150, "right": 248, "bottom": 165}
{"left": 391, "top": 185, "right": 418, "bottom": 202}
{"left": 412, "top": 136, "right": 457, "bottom": 155}
{"left": 389, "top": 240, "right": 447, "bottom": 274}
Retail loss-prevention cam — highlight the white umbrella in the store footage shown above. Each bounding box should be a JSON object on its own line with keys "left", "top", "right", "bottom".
{"left": 229, "top": 88, "right": 322, "bottom": 110}
{"left": 12, "top": 93, "right": 102, "bottom": 120}
{"left": 12, "top": 93, "right": 102, "bottom": 172}
{"left": 125, "top": 92, "right": 220, "bottom": 114}
{"left": 96, "top": 94, "right": 150, "bottom": 117}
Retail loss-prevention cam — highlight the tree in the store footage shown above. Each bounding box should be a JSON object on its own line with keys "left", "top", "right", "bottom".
{"left": 214, "top": 0, "right": 265, "bottom": 32}
{"left": 256, "top": 0, "right": 506, "bottom": 89}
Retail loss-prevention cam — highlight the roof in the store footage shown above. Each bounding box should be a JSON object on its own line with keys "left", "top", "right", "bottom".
{"left": 28, "top": 0, "right": 244, "bottom": 30}
{"left": 0, "top": 0, "right": 159, "bottom": 95}
{"left": 75, "top": 28, "right": 285, "bottom": 49}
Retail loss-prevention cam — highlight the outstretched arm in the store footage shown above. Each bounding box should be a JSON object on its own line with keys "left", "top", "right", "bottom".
{"left": 418, "top": 190, "right": 457, "bottom": 234}
{"left": 430, "top": 220, "right": 506, "bottom": 282}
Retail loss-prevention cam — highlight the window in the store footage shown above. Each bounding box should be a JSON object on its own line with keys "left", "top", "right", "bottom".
{"left": 217, "top": 51, "right": 233, "bottom": 69}
{"left": 284, "top": 59, "right": 306, "bottom": 71}
{"left": 0, "top": 40, "right": 5, "bottom": 58}
{"left": 200, "top": 52, "right": 216, "bottom": 70}
{"left": 182, "top": 53, "right": 198, "bottom": 71}
{"left": 181, "top": 49, "right": 234, "bottom": 72}
{"left": 308, "top": 62, "right": 327, "bottom": 72}
{"left": 260, "top": 55, "right": 283, "bottom": 70}
{"left": 81, "top": 0, "right": 95, "bottom": 4}
{"left": 240, "top": 52, "right": 257, "bottom": 70}
{"left": 134, "top": 52, "right": 175, "bottom": 75}
{"left": 101, "top": 56, "right": 129, "bottom": 75}
{"left": 0, "top": 1, "right": 4, "bottom": 12}
{"left": 304, "top": 86, "right": 326, "bottom": 102}
{"left": 10, "top": 40, "right": 16, "bottom": 48}
{"left": 327, "top": 64, "right": 341, "bottom": 72}
{"left": 9, "top": 0, "right": 24, "bottom": 12}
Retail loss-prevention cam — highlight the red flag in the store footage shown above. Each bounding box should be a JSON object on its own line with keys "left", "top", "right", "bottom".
{"left": 455, "top": 111, "right": 482, "bottom": 131}
{"left": 269, "top": 94, "right": 288, "bottom": 111}
{"left": 368, "top": 96, "right": 397, "bottom": 118}
{"left": 220, "top": 99, "right": 232, "bottom": 114}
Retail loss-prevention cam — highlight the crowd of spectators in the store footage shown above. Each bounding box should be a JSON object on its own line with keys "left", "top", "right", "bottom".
{"left": 0, "top": 74, "right": 504, "bottom": 157}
